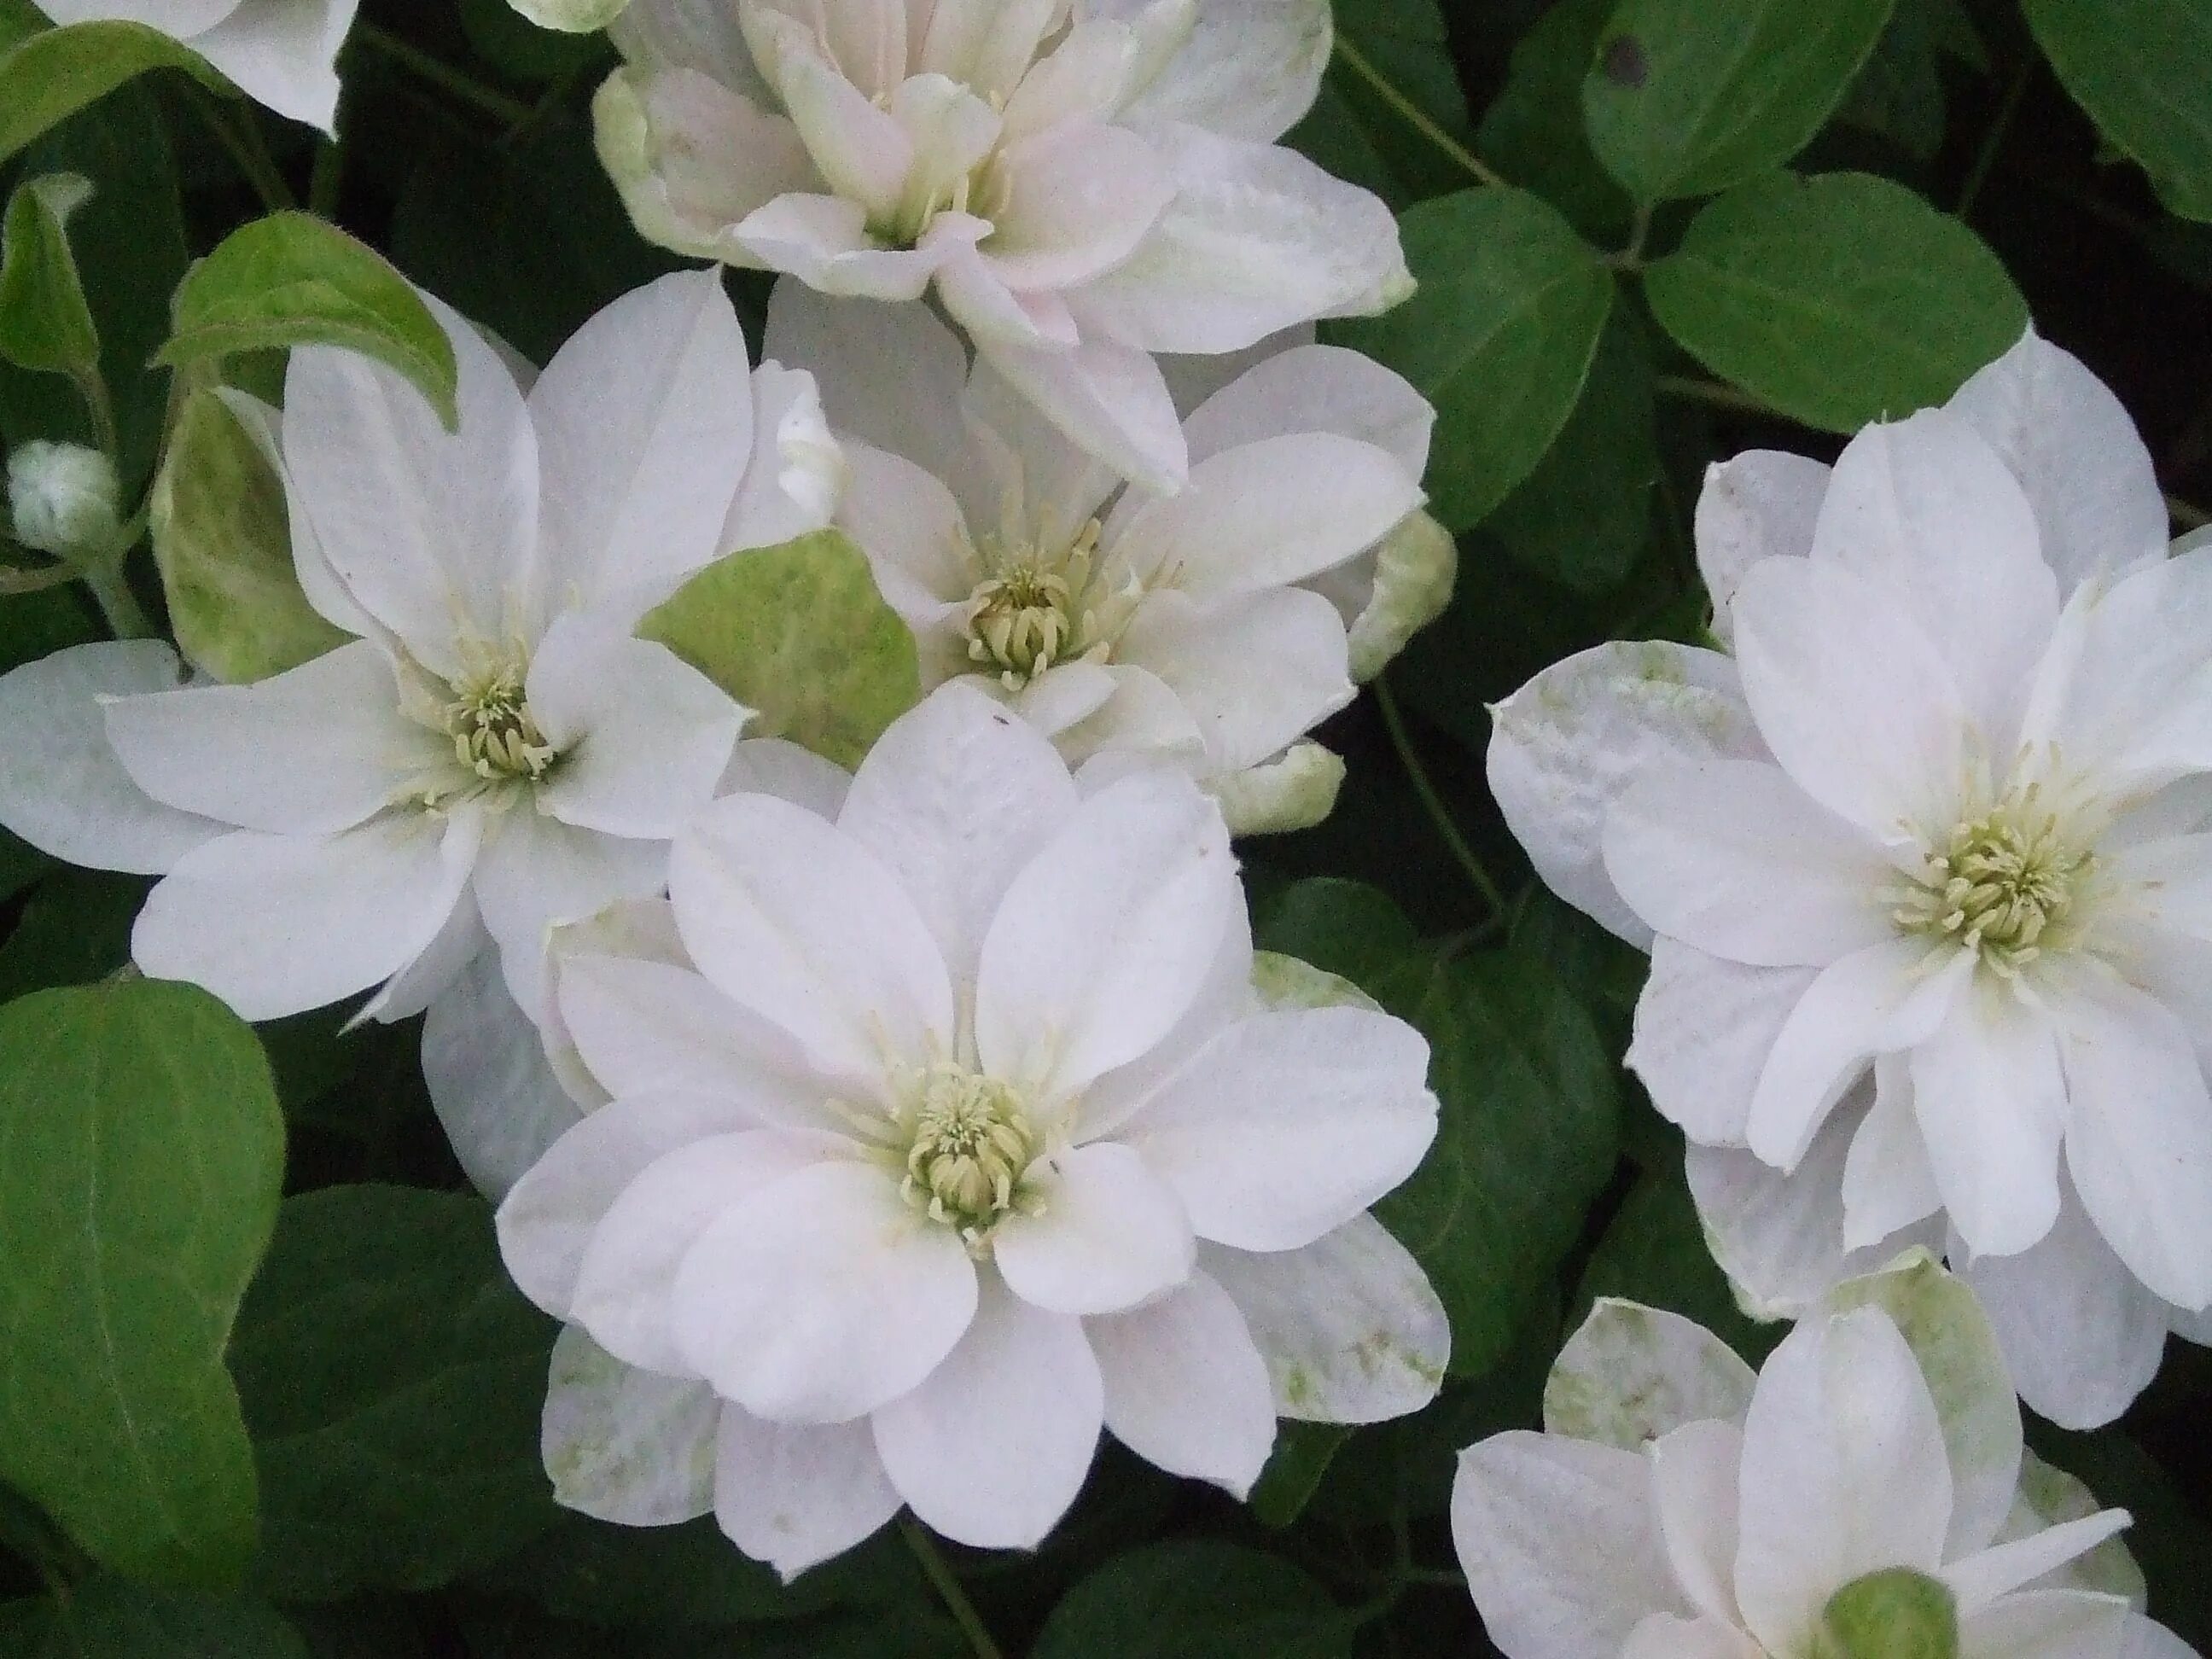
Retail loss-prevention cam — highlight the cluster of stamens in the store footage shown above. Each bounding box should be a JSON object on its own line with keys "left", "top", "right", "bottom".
{"left": 1891, "top": 788, "right": 2091, "bottom": 975}
{"left": 963, "top": 521, "right": 1109, "bottom": 689}
{"left": 895, "top": 1062, "right": 1039, "bottom": 1243}
{"left": 444, "top": 667, "right": 556, "bottom": 783}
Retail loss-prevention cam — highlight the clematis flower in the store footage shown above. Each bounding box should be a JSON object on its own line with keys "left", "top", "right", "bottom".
{"left": 494, "top": 683, "right": 1447, "bottom": 1571}
{"left": 1452, "top": 1260, "right": 2193, "bottom": 1659}
{"left": 0, "top": 271, "right": 841, "bottom": 1026}
{"left": 764, "top": 285, "right": 1442, "bottom": 834}
{"left": 591, "top": 0, "right": 1411, "bottom": 488}
{"left": 36, "top": 0, "right": 360, "bottom": 133}
{"left": 1487, "top": 328, "right": 2212, "bottom": 1429}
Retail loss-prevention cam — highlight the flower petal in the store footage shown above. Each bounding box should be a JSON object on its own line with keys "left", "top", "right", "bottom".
{"left": 1959, "top": 1591, "right": 2133, "bottom": 1659}
{"left": 1181, "top": 341, "right": 1432, "bottom": 476}
{"left": 980, "top": 121, "right": 1174, "bottom": 293}
{"left": 1115, "top": 586, "right": 1353, "bottom": 776}
{"left": 541, "top": 1324, "right": 719, "bottom": 1526}
{"left": 186, "top": 0, "right": 357, "bottom": 133}
{"left": 1627, "top": 941, "right": 1819, "bottom": 1148}
{"left": 1088, "top": 1270, "right": 1273, "bottom": 1496}
{"left": 1650, "top": 1418, "right": 1745, "bottom": 1628}
{"left": 1114, "top": 0, "right": 1329, "bottom": 142}
{"left": 1837, "top": 1055, "right": 1943, "bottom": 1250}
{"left": 1693, "top": 450, "right": 1829, "bottom": 649}
{"left": 593, "top": 68, "right": 818, "bottom": 265}
{"left": 422, "top": 950, "right": 585, "bottom": 1202}
{"left": 472, "top": 812, "right": 667, "bottom": 1020}
{"left": 975, "top": 332, "right": 1188, "bottom": 493}
{"left": 1543, "top": 1300, "right": 1757, "bottom": 1448}
{"left": 1911, "top": 989, "right": 2067, "bottom": 1258}
{"left": 736, "top": 194, "right": 951, "bottom": 301}
{"left": 993, "top": 1140, "right": 1194, "bottom": 1315}
{"left": 1944, "top": 1515, "right": 2133, "bottom": 1617}
{"left": 714, "top": 1407, "right": 901, "bottom": 1580}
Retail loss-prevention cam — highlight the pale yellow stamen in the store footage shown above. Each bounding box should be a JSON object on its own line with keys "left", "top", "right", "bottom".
{"left": 1892, "top": 783, "right": 2092, "bottom": 976}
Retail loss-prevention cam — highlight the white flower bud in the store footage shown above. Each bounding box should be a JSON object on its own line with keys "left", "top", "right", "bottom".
{"left": 8, "top": 439, "right": 120, "bottom": 558}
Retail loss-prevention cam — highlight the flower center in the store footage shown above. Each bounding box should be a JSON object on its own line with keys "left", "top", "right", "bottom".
{"left": 962, "top": 520, "right": 1120, "bottom": 690}
{"left": 1892, "top": 788, "right": 2092, "bottom": 975}
{"left": 897, "top": 1062, "right": 1038, "bottom": 1238}
{"left": 444, "top": 666, "right": 556, "bottom": 783}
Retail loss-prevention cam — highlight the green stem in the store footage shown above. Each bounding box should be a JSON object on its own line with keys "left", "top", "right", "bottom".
{"left": 900, "top": 1518, "right": 1003, "bottom": 1659}
{"left": 1332, "top": 35, "right": 1504, "bottom": 189}
{"left": 353, "top": 22, "right": 536, "bottom": 128}
{"left": 1607, "top": 201, "right": 1654, "bottom": 271}
{"left": 1957, "top": 59, "right": 2032, "bottom": 222}
{"left": 68, "top": 366, "right": 119, "bottom": 463}
{"left": 79, "top": 559, "right": 152, "bottom": 640}
{"left": 1373, "top": 675, "right": 1509, "bottom": 918}
{"left": 0, "top": 562, "right": 76, "bottom": 596}
{"left": 1654, "top": 373, "right": 1787, "bottom": 421}
{"left": 309, "top": 137, "right": 344, "bottom": 218}
{"left": 183, "top": 85, "right": 295, "bottom": 212}
{"left": 2168, "top": 493, "right": 2210, "bottom": 532}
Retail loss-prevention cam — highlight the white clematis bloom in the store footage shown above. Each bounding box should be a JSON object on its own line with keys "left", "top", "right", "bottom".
{"left": 1452, "top": 1261, "right": 2194, "bottom": 1659}
{"left": 495, "top": 683, "right": 1447, "bottom": 1572}
{"left": 1486, "top": 328, "right": 2212, "bottom": 1429}
{"left": 591, "top": 0, "right": 1411, "bottom": 488}
{"left": 765, "top": 286, "right": 1438, "bottom": 834}
{"left": 0, "top": 271, "right": 841, "bottom": 1026}
{"left": 37, "top": 0, "right": 360, "bottom": 133}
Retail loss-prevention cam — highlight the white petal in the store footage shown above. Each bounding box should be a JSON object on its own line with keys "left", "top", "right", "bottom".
{"left": 1746, "top": 941, "right": 1968, "bottom": 1173}
{"left": 714, "top": 1408, "right": 901, "bottom": 1580}
{"left": 1945, "top": 1514, "right": 2133, "bottom": 1616}
{"left": 39, "top": 0, "right": 235, "bottom": 27}
{"left": 673, "top": 1158, "right": 977, "bottom": 1421}
{"left": 871, "top": 1278, "right": 1103, "bottom": 1548}
{"left": 763, "top": 282, "right": 977, "bottom": 492}
{"left": 1946, "top": 327, "right": 2168, "bottom": 592}
{"left": 1199, "top": 1212, "right": 1448, "bottom": 1423}
{"left": 2056, "top": 967, "right": 2212, "bottom": 1311}
{"left": 1650, "top": 1418, "right": 1745, "bottom": 1628}
{"left": 0, "top": 643, "right": 221, "bottom": 874}
{"left": 528, "top": 616, "right": 747, "bottom": 839}
{"left": 529, "top": 271, "right": 759, "bottom": 614}
{"left": 2120, "top": 1615, "right": 2199, "bottom": 1659}
{"left": 1181, "top": 341, "right": 1432, "bottom": 476}
{"left": 774, "top": 49, "right": 912, "bottom": 220}
{"left": 104, "top": 640, "right": 430, "bottom": 835}
{"left": 593, "top": 68, "right": 818, "bottom": 265}
{"left": 1807, "top": 409, "right": 2058, "bottom": 738}
{"left": 282, "top": 293, "right": 540, "bottom": 672}
{"left": 1542, "top": 1300, "right": 1757, "bottom": 1448}
{"left": 186, "top": 0, "right": 357, "bottom": 134}
{"left": 974, "top": 767, "right": 1236, "bottom": 1095}
{"left": 672, "top": 793, "right": 955, "bottom": 1086}
{"left": 917, "top": 0, "right": 1063, "bottom": 98}
{"left": 836, "top": 443, "right": 975, "bottom": 627}
{"left": 422, "top": 951, "right": 585, "bottom": 1202}
{"left": 1068, "top": 126, "right": 1411, "bottom": 352}
{"left": 1111, "top": 0, "right": 1327, "bottom": 141}
{"left": 541, "top": 1325, "right": 719, "bottom": 1526}
{"left": 1628, "top": 942, "right": 1819, "bottom": 1148}
{"left": 1959, "top": 1591, "right": 2133, "bottom": 1659}
{"left": 1694, "top": 451, "right": 1830, "bottom": 648}
{"left": 1911, "top": 990, "right": 2067, "bottom": 1257}
{"left": 721, "top": 360, "right": 843, "bottom": 553}
{"left": 1487, "top": 641, "right": 1764, "bottom": 946}
{"left": 718, "top": 736, "right": 853, "bottom": 818}
{"left": 1088, "top": 1271, "right": 1273, "bottom": 1497}
{"left": 1732, "top": 556, "right": 1974, "bottom": 839}
{"left": 1122, "top": 1006, "right": 1433, "bottom": 1251}
{"left": 993, "top": 1141, "right": 1193, "bottom": 1315}
{"left": 1837, "top": 1054, "right": 1943, "bottom": 1249}
{"left": 979, "top": 121, "right": 1174, "bottom": 292}
{"left": 1450, "top": 1433, "right": 1688, "bottom": 1657}
{"left": 1733, "top": 1308, "right": 1952, "bottom": 1653}
{"left": 975, "top": 332, "right": 1188, "bottom": 493}
{"left": 1959, "top": 1181, "right": 2170, "bottom": 1430}
{"left": 1623, "top": 1615, "right": 1765, "bottom": 1659}
{"left": 132, "top": 810, "right": 481, "bottom": 1022}
{"left": 1116, "top": 586, "right": 1352, "bottom": 775}
{"left": 1047, "top": 662, "right": 1208, "bottom": 771}
{"left": 958, "top": 358, "right": 1124, "bottom": 550}
{"left": 837, "top": 681, "right": 1080, "bottom": 982}
{"left": 736, "top": 194, "right": 954, "bottom": 301}
{"left": 472, "top": 812, "right": 667, "bottom": 1020}
{"left": 1208, "top": 738, "right": 1344, "bottom": 836}
{"left": 360, "top": 888, "right": 489, "bottom": 1023}
{"left": 1604, "top": 758, "right": 1895, "bottom": 969}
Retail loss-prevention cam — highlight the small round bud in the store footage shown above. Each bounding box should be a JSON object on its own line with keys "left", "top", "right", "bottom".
{"left": 8, "top": 439, "right": 120, "bottom": 557}
{"left": 1813, "top": 1567, "right": 1959, "bottom": 1659}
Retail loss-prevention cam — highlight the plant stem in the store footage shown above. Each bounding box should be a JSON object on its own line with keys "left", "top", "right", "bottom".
{"left": 1332, "top": 35, "right": 1505, "bottom": 189}
{"left": 68, "top": 367, "right": 119, "bottom": 462}
{"left": 2168, "top": 493, "right": 2210, "bottom": 532}
{"left": 1957, "top": 59, "right": 2032, "bottom": 222}
{"left": 80, "top": 559, "right": 153, "bottom": 640}
{"left": 900, "top": 1518, "right": 1003, "bottom": 1659}
{"left": 1373, "top": 675, "right": 1509, "bottom": 918}
{"left": 1607, "top": 201, "right": 1654, "bottom": 271}
{"left": 0, "top": 562, "right": 76, "bottom": 596}
{"left": 353, "top": 23, "right": 536, "bottom": 128}
{"left": 183, "top": 85, "right": 295, "bottom": 212}
{"left": 1653, "top": 373, "right": 1787, "bottom": 421}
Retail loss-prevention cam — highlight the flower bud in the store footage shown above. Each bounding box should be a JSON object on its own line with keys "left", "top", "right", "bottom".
{"left": 1813, "top": 1568, "right": 1960, "bottom": 1659}
{"left": 8, "top": 439, "right": 119, "bottom": 558}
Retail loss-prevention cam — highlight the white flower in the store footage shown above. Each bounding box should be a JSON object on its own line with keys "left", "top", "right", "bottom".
{"left": 36, "top": 0, "right": 360, "bottom": 133}
{"left": 765, "top": 287, "right": 1435, "bottom": 833}
{"left": 1486, "top": 327, "right": 2212, "bottom": 1429}
{"left": 1452, "top": 1263, "right": 2191, "bottom": 1659}
{"left": 493, "top": 682, "right": 1447, "bottom": 1571}
{"left": 8, "top": 439, "right": 119, "bottom": 557}
{"left": 591, "top": 0, "right": 1410, "bottom": 488}
{"left": 0, "top": 271, "right": 839, "bottom": 1026}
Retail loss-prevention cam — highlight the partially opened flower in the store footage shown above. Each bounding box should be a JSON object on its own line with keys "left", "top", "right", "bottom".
{"left": 0, "top": 271, "right": 840, "bottom": 1026}
{"left": 592, "top": 0, "right": 1410, "bottom": 486}
{"left": 764, "top": 287, "right": 1441, "bottom": 834}
{"left": 1486, "top": 328, "right": 2212, "bottom": 1428}
{"left": 495, "top": 683, "right": 1447, "bottom": 1571}
{"left": 1452, "top": 1259, "right": 2190, "bottom": 1658}
{"left": 37, "top": 0, "right": 360, "bottom": 132}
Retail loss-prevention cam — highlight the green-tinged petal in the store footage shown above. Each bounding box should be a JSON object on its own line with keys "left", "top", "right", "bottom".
{"left": 1543, "top": 1296, "right": 1757, "bottom": 1447}
{"left": 1346, "top": 509, "right": 1456, "bottom": 683}
{"left": 1211, "top": 739, "right": 1344, "bottom": 835}
{"left": 1250, "top": 948, "right": 1382, "bottom": 1014}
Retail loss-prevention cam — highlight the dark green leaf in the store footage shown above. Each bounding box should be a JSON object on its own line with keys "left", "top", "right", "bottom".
{"left": 1644, "top": 171, "right": 2028, "bottom": 431}
{"left": 1252, "top": 877, "right": 1419, "bottom": 989}
{"left": 230, "top": 1186, "right": 561, "bottom": 1602}
{"left": 0, "top": 21, "right": 231, "bottom": 166}
{"left": 0, "top": 1578, "right": 308, "bottom": 1657}
{"left": 158, "top": 215, "right": 459, "bottom": 429}
{"left": 638, "top": 528, "right": 922, "bottom": 769}
{"left": 1834, "top": 0, "right": 1957, "bottom": 162}
{"left": 1369, "top": 945, "right": 1621, "bottom": 1377}
{"left": 0, "top": 585, "right": 96, "bottom": 677}
{"left": 458, "top": 0, "right": 609, "bottom": 84}
{"left": 0, "top": 868, "right": 147, "bottom": 1001}
{"left": 2024, "top": 0, "right": 2212, "bottom": 222}
{"left": 0, "top": 981, "right": 283, "bottom": 1588}
{"left": 1034, "top": 1540, "right": 1359, "bottom": 1659}
{"left": 1247, "top": 1423, "right": 1348, "bottom": 1528}
{"left": 1582, "top": 0, "right": 1899, "bottom": 201}
{"left": 1477, "top": 0, "right": 1636, "bottom": 236}
{"left": 1331, "top": 187, "right": 1613, "bottom": 532}
{"left": 1294, "top": 0, "right": 1476, "bottom": 207}
{"left": 0, "top": 175, "right": 97, "bottom": 375}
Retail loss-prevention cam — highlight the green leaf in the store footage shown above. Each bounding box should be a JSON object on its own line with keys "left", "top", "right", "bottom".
{"left": 230, "top": 1185, "right": 560, "bottom": 1602}
{"left": 0, "top": 174, "right": 96, "bottom": 375}
{"left": 0, "top": 21, "right": 232, "bottom": 166}
{"left": 638, "top": 528, "right": 922, "bottom": 770}
{"left": 1487, "top": 307, "right": 1658, "bottom": 592}
{"left": 0, "top": 981, "right": 284, "bottom": 1589}
{"left": 1644, "top": 171, "right": 2028, "bottom": 431}
{"left": 1476, "top": 0, "right": 1636, "bottom": 236}
{"left": 1034, "top": 1541, "right": 1359, "bottom": 1659}
{"left": 0, "top": 1579, "right": 308, "bottom": 1657}
{"left": 1251, "top": 877, "right": 1419, "bottom": 989}
{"left": 0, "top": 869, "right": 147, "bottom": 1002}
{"left": 1330, "top": 187, "right": 1613, "bottom": 532}
{"left": 1291, "top": 0, "right": 1475, "bottom": 208}
{"left": 2024, "top": 0, "right": 2212, "bottom": 222}
{"left": 1582, "top": 0, "right": 1899, "bottom": 201}
{"left": 1368, "top": 944, "right": 1621, "bottom": 1377}
{"left": 1247, "top": 1423, "right": 1348, "bottom": 1528}
{"left": 157, "top": 215, "right": 459, "bottom": 429}
{"left": 150, "top": 387, "right": 347, "bottom": 684}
